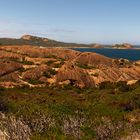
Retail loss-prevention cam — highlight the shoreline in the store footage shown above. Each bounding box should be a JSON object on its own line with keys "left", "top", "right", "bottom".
{"left": 66, "top": 47, "right": 140, "bottom": 50}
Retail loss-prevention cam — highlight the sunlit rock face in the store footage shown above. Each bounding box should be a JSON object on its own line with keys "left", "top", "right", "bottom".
{"left": 21, "top": 34, "right": 49, "bottom": 42}
{"left": 56, "top": 62, "right": 95, "bottom": 88}
{"left": 113, "top": 43, "right": 133, "bottom": 49}
{"left": 0, "top": 45, "right": 139, "bottom": 88}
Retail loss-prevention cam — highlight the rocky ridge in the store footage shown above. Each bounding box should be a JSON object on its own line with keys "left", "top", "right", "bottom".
{"left": 113, "top": 43, "right": 133, "bottom": 49}
{"left": 0, "top": 45, "right": 139, "bottom": 88}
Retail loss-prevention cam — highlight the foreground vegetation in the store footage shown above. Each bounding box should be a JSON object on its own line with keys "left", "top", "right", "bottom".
{"left": 0, "top": 81, "right": 140, "bottom": 140}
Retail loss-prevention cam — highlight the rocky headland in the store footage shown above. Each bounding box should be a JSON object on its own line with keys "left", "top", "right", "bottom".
{"left": 0, "top": 45, "right": 139, "bottom": 88}
{"left": 112, "top": 43, "right": 133, "bottom": 49}
{"left": 1, "top": 35, "right": 139, "bottom": 49}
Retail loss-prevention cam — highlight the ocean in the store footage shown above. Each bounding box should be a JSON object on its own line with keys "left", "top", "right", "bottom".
{"left": 73, "top": 48, "right": 140, "bottom": 61}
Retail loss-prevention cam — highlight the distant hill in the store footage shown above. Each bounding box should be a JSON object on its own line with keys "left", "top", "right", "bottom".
{"left": 112, "top": 43, "right": 133, "bottom": 49}
{"left": 0, "top": 35, "right": 137, "bottom": 49}
{"left": 0, "top": 35, "right": 93, "bottom": 48}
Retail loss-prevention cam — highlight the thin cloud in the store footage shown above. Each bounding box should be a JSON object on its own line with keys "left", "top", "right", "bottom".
{"left": 0, "top": 19, "right": 14, "bottom": 24}
{"left": 50, "top": 28, "right": 75, "bottom": 33}
{"left": 0, "top": 18, "right": 50, "bottom": 28}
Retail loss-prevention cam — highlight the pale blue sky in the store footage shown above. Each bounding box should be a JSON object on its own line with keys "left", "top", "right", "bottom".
{"left": 0, "top": 0, "right": 140, "bottom": 44}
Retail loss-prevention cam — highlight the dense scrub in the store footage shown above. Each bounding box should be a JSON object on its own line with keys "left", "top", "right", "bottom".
{"left": 0, "top": 81, "right": 140, "bottom": 140}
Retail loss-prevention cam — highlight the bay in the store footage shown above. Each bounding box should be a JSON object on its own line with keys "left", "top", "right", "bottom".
{"left": 73, "top": 48, "right": 140, "bottom": 61}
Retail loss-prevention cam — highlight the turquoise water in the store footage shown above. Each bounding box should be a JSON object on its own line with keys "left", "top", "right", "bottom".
{"left": 73, "top": 48, "right": 140, "bottom": 61}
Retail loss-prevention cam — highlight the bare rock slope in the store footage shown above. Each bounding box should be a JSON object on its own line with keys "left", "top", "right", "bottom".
{"left": 0, "top": 45, "right": 139, "bottom": 88}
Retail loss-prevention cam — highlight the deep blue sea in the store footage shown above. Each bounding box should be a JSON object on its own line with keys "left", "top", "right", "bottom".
{"left": 73, "top": 48, "right": 140, "bottom": 61}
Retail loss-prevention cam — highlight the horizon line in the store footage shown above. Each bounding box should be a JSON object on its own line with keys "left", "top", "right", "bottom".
{"left": 0, "top": 34, "right": 140, "bottom": 46}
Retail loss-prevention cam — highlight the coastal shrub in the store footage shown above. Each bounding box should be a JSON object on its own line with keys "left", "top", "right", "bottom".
{"left": 0, "top": 99, "right": 8, "bottom": 112}
{"left": 43, "top": 71, "right": 51, "bottom": 78}
{"left": 59, "top": 58, "right": 65, "bottom": 61}
{"left": 80, "top": 126, "right": 97, "bottom": 139}
{"left": 129, "top": 80, "right": 140, "bottom": 90}
{"left": 99, "top": 81, "right": 133, "bottom": 92}
{"left": 45, "top": 55, "right": 57, "bottom": 59}
{"left": 54, "top": 61, "right": 65, "bottom": 68}
{"left": 8, "top": 58, "right": 20, "bottom": 62}
{"left": 53, "top": 63, "right": 60, "bottom": 68}
{"left": 0, "top": 83, "right": 140, "bottom": 140}
{"left": 116, "top": 81, "right": 130, "bottom": 92}
{"left": 28, "top": 79, "right": 43, "bottom": 85}
{"left": 45, "top": 60, "right": 55, "bottom": 66}
{"left": 48, "top": 68, "right": 57, "bottom": 75}
{"left": 76, "top": 63, "right": 96, "bottom": 69}
{"left": 119, "top": 102, "right": 134, "bottom": 112}
{"left": 21, "top": 84, "right": 30, "bottom": 89}
{"left": 22, "top": 60, "right": 34, "bottom": 65}
{"left": 99, "top": 81, "right": 114, "bottom": 89}
{"left": 0, "top": 87, "right": 5, "bottom": 92}
{"left": 18, "top": 67, "right": 26, "bottom": 72}
{"left": 62, "top": 84, "right": 82, "bottom": 93}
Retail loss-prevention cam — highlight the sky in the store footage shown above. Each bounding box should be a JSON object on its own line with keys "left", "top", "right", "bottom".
{"left": 0, "top": 0, "right": 140, "bottom": 44}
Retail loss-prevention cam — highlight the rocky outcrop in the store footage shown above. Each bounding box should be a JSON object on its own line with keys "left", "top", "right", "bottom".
{"left": 113, "top": 43, "right": 133, "bottom": 49}
{"left": 0, "top": 72, "right": 20, "bottom": 82}
{"left": 56, "top": 62, "right": 95, "bottom": 88}
{"left": 0, "top": 50, "right": 23, "bottom": 61}
{"left": 22, "top": 65, "right": 49, "bottom": 80}
{"left": 0, "top": 61, "right": 23, "bottom": 76}
{"left": 0, "top": 45, "right": 139, "bottom": 88}
{"left": 87, "top": 65, "right": 140, "bottom": 85}
{"left": 0, "top": 45, "right": 80, "bottom": 60}
{"left": 0, "top": 82, "right": 18, "bottom": 88}
{"left": 90, "top": 43, "right": 103, "bottom": 48}
{"left": 74, "top": 52, "right": 114, "bottom": 67}
{"left": 21, "top": 35, "right": 32, "bottom": 40}
{"left": 135, "top": 60, "right": 140, "bottom": 65}
{"left": 21, "top": 35, "right": 49, "bottom": 42}
{"left": 123, "top": 43, "right": 133, "bottom": 49}
{"left": 120, "top": 66, "right": 140, "bottom": 80}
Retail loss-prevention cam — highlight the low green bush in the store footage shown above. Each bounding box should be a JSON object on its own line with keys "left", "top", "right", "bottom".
{"left": 22, "top": 61, "right": 34, "bottom": 65}
{"left": 43, "top": 72, "right": 51, "bottom": 78}
{"left": 48, "top": 68, "right": 57, "bottom": 75}
{"left": 76, "top": 63, "right": 96, "bottom": 69}
{"left": 45, "top": 60, "right": 55, "bottom": 66}
{"left": 0, "top": 82, "right": 139, "bottom": 140}
{"left": 28, "top": 79, "right": 43, "bottom": 85}
{"left": 99, "top": 81, "right": 114, "bottom": 89}
{"left": 0, "top": 87, "right": 5, "bottom": 91}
